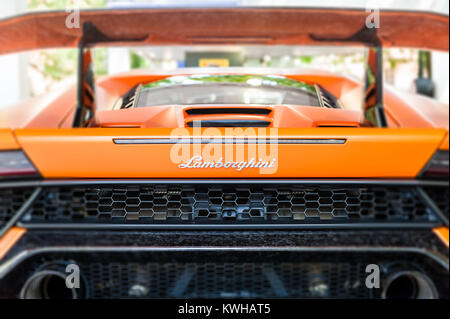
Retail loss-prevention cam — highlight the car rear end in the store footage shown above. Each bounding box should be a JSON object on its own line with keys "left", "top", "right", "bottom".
{"left": 0, "top": 7, "right": 448, "bottom": 300}
{"left": 0, "top": 125, "right": 448, "bottom": 299}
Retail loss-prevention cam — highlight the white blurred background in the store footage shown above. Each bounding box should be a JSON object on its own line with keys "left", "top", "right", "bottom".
{"left": 0, "top": 0, "right": 448, "bottom": 109}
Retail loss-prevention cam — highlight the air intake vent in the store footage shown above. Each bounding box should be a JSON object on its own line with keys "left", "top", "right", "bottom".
{"left": 185, "top": 108, "right": 272, "bottom": 116}
{"left": 187, "top": 120, "right": 271, "bottom": 128}
{"left": 20, "top": 184, "right": 442, "bottom": 227}
{"left": 424, "top": 186, "right": 449, "bottom": 220}
{"left": 119, "top": 84, "right": 140, "bottom": 109}
{"left": 0, "top": 188, "right": 34, "bottom": 226}
{"left": 316, "top": 85, "right": 341, "bottom": 109}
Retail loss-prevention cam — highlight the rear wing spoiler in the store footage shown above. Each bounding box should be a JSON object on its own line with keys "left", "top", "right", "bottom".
{"left": 0, "top": 8, "right": 448, "bottom": 53}
{"left": 0, "top": 8, "right": 448, "bottom": 127}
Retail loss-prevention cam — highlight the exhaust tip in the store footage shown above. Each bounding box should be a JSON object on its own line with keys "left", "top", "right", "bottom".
{"left": 382, "top": 271, "right": 438, "bottom": 299}
{"left": 20, "top": 269, "right": 81, "bottom": 299}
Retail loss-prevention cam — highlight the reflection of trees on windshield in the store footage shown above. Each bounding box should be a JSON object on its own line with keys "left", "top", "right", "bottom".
{"left": 137, "top": 83, "right": 321, "bottom": 107}
{"left": 142, "top": 75, "right": 317, "bottom": 94}
{"left": 28, "top": 0, "right": 106, "bottom": 11}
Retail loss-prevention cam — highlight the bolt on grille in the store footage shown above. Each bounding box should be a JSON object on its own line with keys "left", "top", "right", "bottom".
{"left": 0, "top": 188, "right": 34, "bottom": 226}
{"left": 21, "top": 184, "right": 439, "bottom": 225}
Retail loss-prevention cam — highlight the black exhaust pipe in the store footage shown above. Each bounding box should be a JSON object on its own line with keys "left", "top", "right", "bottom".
{"left": 382, "top": 270, "right": 438, "bottom": 299}
{"left": 20, "top": 263, "right": 85, "bottom": 299}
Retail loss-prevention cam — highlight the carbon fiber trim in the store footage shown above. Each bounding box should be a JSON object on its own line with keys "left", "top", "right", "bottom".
{"left": 3, "top": 229, "right": 448, "bottom": 262}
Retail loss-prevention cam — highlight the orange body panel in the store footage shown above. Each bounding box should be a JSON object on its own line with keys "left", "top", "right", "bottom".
{"left": 96, "top": 105, "right": 362, "bottom": 129}
{"left": 0, "top": 129, "right": 19, "bottom": 150}
{"left": 0, "top": 8, "right": 448, "bottom": 300}
{"left": 384, "top": 88, "right": 449, "bottom": 129}
{"left": 433, "top": 227, "right": 449, "bottom": 248}
{"left": 15, "top": 127, "right": 445, "bottom": 178}
{"left": 1, "top": 71, "right": 448, "bottom": 180}
{"left": 0, "top": 227, "right": 26, "bottom": 260}
{"left": 0, "top": 85, "right": 76, "bottom": 129}
{"left": 73, "top": 72, "right": 450, "bottom": 131}
{"left": 440, "top": 133, "right": 449, "bottom": 151}
{"left": 3, "top": 70, "right": 447, "bottom": 131}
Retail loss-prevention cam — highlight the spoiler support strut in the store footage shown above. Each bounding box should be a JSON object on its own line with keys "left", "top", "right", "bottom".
{"left": 72, "top": 23, "right": 105, "bottom": 128}
{"left": 72, "top": 22, "right": 147, "bottom": 127}
{"left": 363, "top": 46, "right": 388, "bottom": 127}
{"left": 313, "top": 26, "right": 387, "bottom": 127}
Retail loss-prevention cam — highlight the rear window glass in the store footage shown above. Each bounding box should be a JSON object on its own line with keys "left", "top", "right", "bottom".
{"left": 136, "top": 75, "right": 321, "bottom": 107}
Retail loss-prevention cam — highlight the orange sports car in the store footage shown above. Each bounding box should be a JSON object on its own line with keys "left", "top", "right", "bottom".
{"left": 0, "top": 8, "right": 448, "bottom": 299}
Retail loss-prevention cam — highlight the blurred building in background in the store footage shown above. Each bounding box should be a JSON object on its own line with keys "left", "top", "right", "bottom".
{"left": 0, "top": 0, "right": 28, "bottom": 108}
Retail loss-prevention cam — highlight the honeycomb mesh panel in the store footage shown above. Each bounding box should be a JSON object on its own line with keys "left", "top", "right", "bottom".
{"left": 24, "top": 184, "right": 436, "bottom": 224}
{"left": 82, "top": 261, "right": 372, "bottom": 299}
{"left": 0, "top": 188, "right": 34, "bottom": 226}
{"left": 2, "top": 250, "right": 447, "bottom": 299}
{"left": 424, "top": 186, "right": 449, "bottom": 220}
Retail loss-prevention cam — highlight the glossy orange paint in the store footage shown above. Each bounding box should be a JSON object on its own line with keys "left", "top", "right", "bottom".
{"left": 0, "top": 85, "right": 76, "bottom": 130}
{"left": 95, "top": 70, "right": 361, "bottom": 109}
{"left": 433, "top": 227, "right": 449, "bottom": 248}
{"left": 15, "top": 127, "right": 445, "bottom": 178}
{"left": 1, "top": 70, "right": 448, "bottom": 180}
{"left": 6, "top": 70, "right": 448, "bottom": 131}
{"left": 439, "top": 133, "right": 449, "bottom": 151}
{"left": 11, "top": 71, "right": 365, "bottom": 129}
{"left": 90, "top": 71, "right": 448, "bottom": 131}
{"left": 96, "top": 105, "right": 362, "bottom": 129}
{"left": 0, "top": 129, "right": 19, "bottom": 150}
{"left": 85, "top": 71, "right": 450, "bottom": 130}
{"left": 384, "top": 88, "right": 449, "bottom": 130}
{"left": 0, "top": 227, "right": 26, "bottom": 260}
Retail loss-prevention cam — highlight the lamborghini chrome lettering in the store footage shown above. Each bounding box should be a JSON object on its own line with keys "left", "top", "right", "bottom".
{"left": 178, "top": 156, "right": 277, "bottom": 171}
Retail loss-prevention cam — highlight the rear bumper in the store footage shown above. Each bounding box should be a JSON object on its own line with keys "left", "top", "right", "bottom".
{"left": 0, "top": 229, "right": 448, "bottom": 299}
{"left": 0, "top": 179, "right": 448, "bottom": 299}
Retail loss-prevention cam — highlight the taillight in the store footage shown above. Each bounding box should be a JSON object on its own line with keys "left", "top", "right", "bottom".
{"left": 0, "top": 151, "right": 39, "bottom": 178}
{"left": 420, "top": 150, "right": 449, "bottom": 179}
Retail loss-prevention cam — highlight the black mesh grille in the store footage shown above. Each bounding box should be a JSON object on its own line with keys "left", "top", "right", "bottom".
{"left": 185, "top": 108, "right": 272, "bottom": 115}
{"left": 83, "top": 261, "right": 370, "bottom": 299}
{"left": 4, "top": 250, "right": 447, "bottom": 299}
{"left": 424, "top": 186, "right": 449, "bottom": 220}
{"left": 0, "top": 188, "right": 34, "bottom": 226}
{"left": 23, "top": 184, "right": 438, "bottom": 225}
